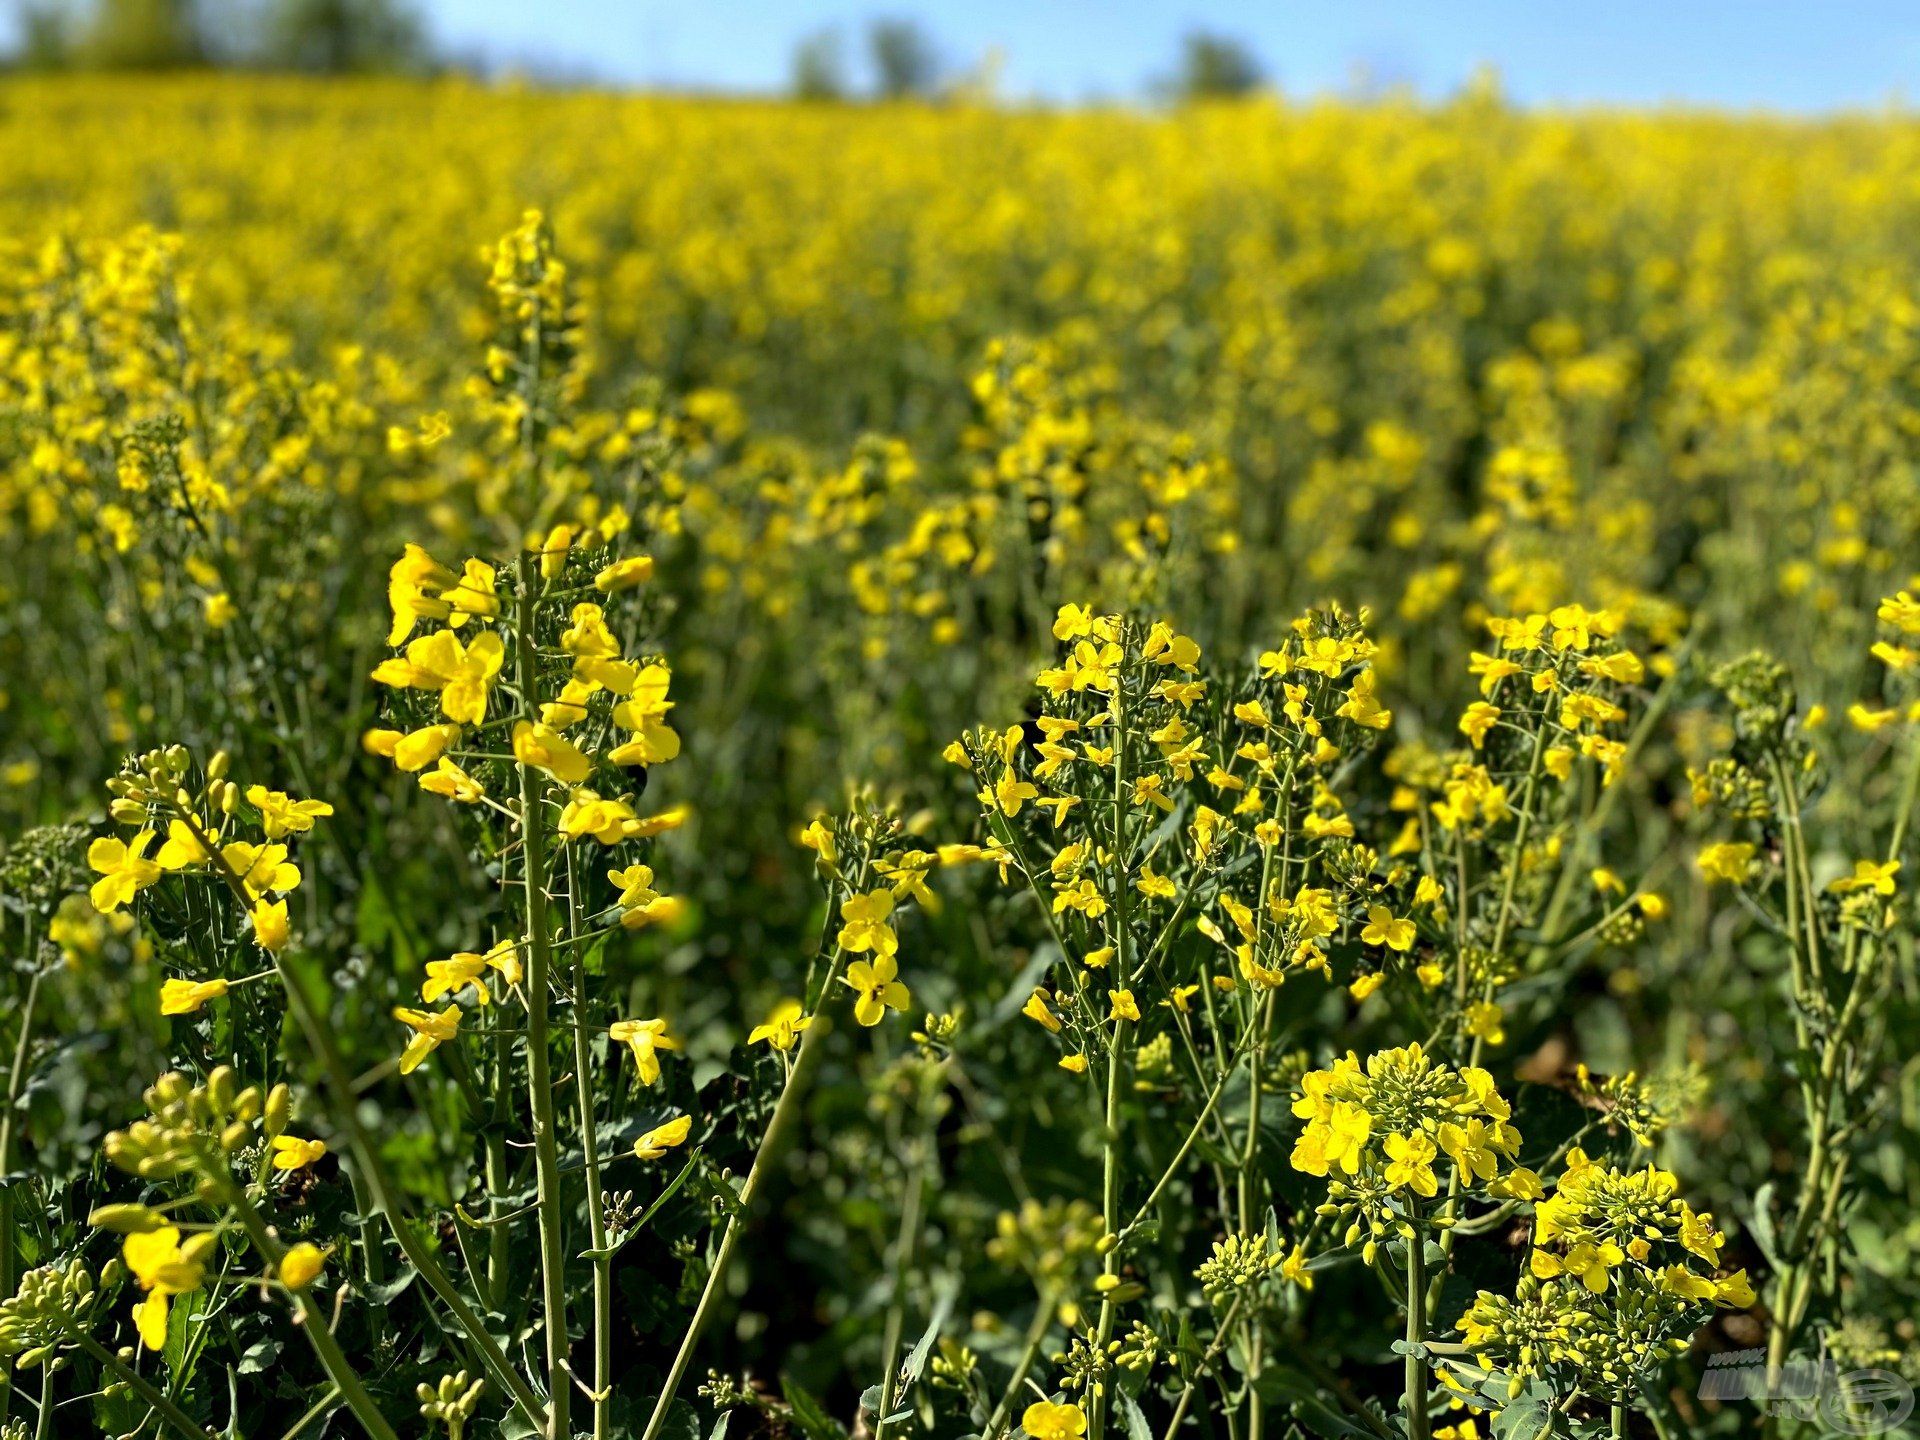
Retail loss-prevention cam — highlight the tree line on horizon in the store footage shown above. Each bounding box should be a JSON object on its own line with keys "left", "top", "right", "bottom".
{"left": 8, "top": 2, "right": 1268, "bottom": 100}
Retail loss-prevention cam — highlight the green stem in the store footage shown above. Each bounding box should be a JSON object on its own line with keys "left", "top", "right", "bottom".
{"left": 1159, "top": 1294, "right": 1245, "bottom": 1440}
{"left": 1403, "top": 1227, "right": 1430, "bottom": 1440}
{"left": 1123, "top": 1042, "right": 1248, "bottom": 1234}
{"left": 209, "top": 1167, "right": 399, "bottom": 1440}
{"left": 513, "top": 553, "right": 573, "bottom": 1440}
{"left": 983, "top": 1298, "right": 1054, "bottom": 1439}
{"left": 485, "top": 1009, "right": 513, "bottom": 1311}
{"left": 278, "top": 1386, "right": 344, "bottom": 1440}
{"left": 1239, "top": 991, "right": 1276, "bottom": 1440}
{"left": 0, "top": 956, "right": 43, "bottom": 1423}
{"left": 875, "top": 1130, "right": 932, "bottom": 1440}
{"left": 71, "top": 1332, "right": 217, "bottom": 1440}
{"left": 566, "top": 847, "right": 613, "bottom": 1440}
{"left": 1089, "top": 651, "right": 1133, "bottom": 1440}
{"left": 1532, "top": 623, "right": 1699, "bottom": 955}
{"left": 1888, "top": 732, "right": 1920, "bottom": 856}
{"left": 636, "top": 956, "right": 849, "bottom": 1440}
{"left": 174, "top": 806, "right": 549, "bottom": 1430}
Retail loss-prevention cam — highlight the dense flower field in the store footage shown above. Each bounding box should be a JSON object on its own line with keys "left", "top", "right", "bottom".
{"left": 1, "top": 77, "right": 1918, "bottom": 1440}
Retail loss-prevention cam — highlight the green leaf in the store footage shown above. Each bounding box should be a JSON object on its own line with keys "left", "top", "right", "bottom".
{"left": 163, "top": 1285, "right": 207, "bottom": 1383}
{"left": 783, "top": 1375, "right": 849, "bottom": 1440}
{"left": 1175, "top": 1313, "right": 1201, "bottom": 1381}
{"left": 1490, "top": 1379, "right": 1558, "bottom": 1440}
{"left": 367, "top": 1265, "right": 419, "bottom": 1307}
{"left": 1750, "top": 1180, "right": 1781, "bottom": 1267}
{"left": 900, "top": 1276, "right": 959, "bottom": 1389}
{"left": 860, "top": 1384, "right": 913, "bottom": 1426}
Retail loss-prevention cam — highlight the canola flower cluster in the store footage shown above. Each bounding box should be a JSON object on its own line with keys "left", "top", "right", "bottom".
{"left": 1290, "top": 1044, "right": 1525, "bottom": 1211}
{"left": 1455, "top": 1152, "right": 1754, "bottom": 1406}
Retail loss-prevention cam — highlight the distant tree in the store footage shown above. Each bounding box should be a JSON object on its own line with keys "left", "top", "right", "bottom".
{"left": 791, "top": 26, "right": 845, "bottom": 101}
{"left": 15, "top": 3, "right": 79, "bottom": 68}
{"left": 1173, "top": 30, "right": 1264, "bottom": 99}
{"left": 867, "top": 17, "right": 936, "bottom": 100}
{"left": 258, "top": 0, "right": 427, "bottom": 73}
{"left": 79, "top": 0, "right": 206, "bottom": 68}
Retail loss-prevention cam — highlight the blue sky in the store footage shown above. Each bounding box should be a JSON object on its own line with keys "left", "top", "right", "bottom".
{"left": 418, "top": 0, "right": 1920, "bottom": 109}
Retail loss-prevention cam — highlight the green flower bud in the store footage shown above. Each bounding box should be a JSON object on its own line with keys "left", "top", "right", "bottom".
{"left": 88, "top": 1204, "right": 165, "bottom": 1234}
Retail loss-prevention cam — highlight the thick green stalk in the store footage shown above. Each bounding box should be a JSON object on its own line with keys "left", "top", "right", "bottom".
{"left": 1239, "top": 992, "right": 1276, "bottom": 1440}
{"left": 483, "top": 1012, "right": 513, "bottom": 1311}
{"left": 1403, "top": 1229, "right": 1430, "bottom": 1440}
{"left": 513, "top": 554, "right": 573, "bottom": 1440}
{"left": 1088, "top": 658, "right": 1133, "bottom": 1440}
{"left": 565, "top": 847, "right": 613, "bottom": 1440}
